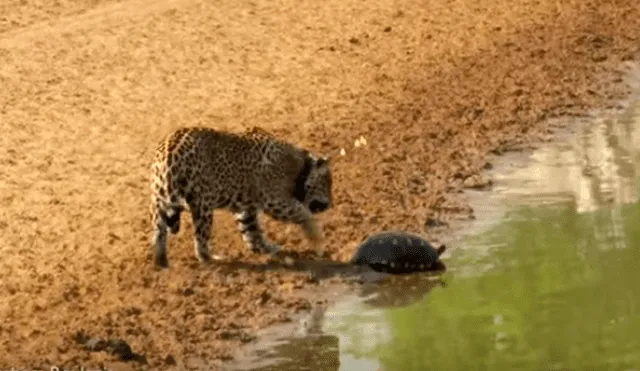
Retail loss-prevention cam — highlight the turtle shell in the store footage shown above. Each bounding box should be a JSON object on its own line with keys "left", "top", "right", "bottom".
{"left": 350, "top": 231, "right": 446, "bottom": 274}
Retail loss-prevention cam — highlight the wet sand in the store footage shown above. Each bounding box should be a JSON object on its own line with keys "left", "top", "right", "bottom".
{"left": 0, "top": 0, "right": 638, "bottom": 369}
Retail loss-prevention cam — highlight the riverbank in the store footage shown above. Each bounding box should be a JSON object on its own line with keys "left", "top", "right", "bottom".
{"left": 0, "top": 0, "right": 638, "bottom": 369}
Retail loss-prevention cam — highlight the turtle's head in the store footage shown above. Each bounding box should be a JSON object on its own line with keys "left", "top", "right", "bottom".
{"left": 428, "top": 244, "right": 447, "bottom": 272}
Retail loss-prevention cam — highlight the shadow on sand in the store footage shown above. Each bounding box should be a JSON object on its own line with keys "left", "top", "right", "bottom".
{"left": 208, "top": 249, "right": 446, "bottom": 286}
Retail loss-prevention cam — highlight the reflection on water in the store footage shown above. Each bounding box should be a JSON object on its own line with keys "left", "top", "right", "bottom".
{"left": 242, "top": 333, "right": 341, "bottom": 371}
{"left": 358, "top": 275, "right": 445, "bottom": 309}
{"left": 489, "top": 102, "right": 640, "bottom": 213}
{"left": 227, "top": 81, "right": 640, "bottom": 370}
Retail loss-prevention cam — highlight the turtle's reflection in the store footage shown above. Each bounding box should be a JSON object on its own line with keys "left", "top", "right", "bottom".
{"left": 358, "top": 274, "right": 446, "bottom": 309}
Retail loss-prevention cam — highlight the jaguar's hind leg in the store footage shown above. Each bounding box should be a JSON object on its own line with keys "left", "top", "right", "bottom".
{"left": 162, "top": 204, "right": 183, "bottom": 234}
{"left": 190, "top": 204, "right": 213, "bottom": 263}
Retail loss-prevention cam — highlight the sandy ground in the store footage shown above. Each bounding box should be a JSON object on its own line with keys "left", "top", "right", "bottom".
{"left": 0, "top": 0, "right": 638, "bottom": 369}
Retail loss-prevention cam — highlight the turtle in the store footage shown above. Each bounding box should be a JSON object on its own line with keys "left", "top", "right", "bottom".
{"left": 350, "top": 231, "right": 447, "bottom": 274}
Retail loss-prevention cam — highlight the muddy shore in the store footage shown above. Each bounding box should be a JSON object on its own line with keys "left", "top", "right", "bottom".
{"left": 0, "top": 0, "right": 639, "bottom": 369}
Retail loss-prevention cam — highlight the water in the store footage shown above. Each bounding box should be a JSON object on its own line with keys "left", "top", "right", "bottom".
{"left": 226, "top": 72, "right": 640, "bottom": 371}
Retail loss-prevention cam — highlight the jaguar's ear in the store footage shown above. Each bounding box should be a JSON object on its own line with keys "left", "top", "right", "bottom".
{"left": 316, "top": 155, "right": 331, "bottom": 167}
{"left": 437, "top": 244, "right": 447, "bottom": 256}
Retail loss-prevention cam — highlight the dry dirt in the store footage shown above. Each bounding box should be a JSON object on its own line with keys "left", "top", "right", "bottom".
{"left": 0, "top": 0, "right": 639, "bottom": 369}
